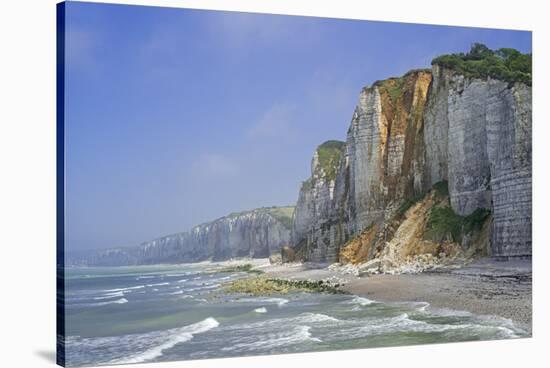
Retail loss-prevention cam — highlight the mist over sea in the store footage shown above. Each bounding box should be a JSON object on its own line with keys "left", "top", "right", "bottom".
{"left": 64, "top": 263, "right": 525, "bottom": 366}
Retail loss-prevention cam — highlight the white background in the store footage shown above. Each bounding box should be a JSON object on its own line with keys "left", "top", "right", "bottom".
{"left": 0, "top": 0, "right": 548, "bottom": 367}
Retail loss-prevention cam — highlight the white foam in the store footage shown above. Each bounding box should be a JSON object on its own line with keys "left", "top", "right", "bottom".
{"left": 89, "top": 298, "right": 128, "bottom": 307}
{"left": 103, "top": 285, "right": 145, "bottom": 293}
{"left": 254, "top": 307, "right": 267, "bottom": 313}
{"left": 221, "top": 325, "right": 320, "bottom": 352}
{"left": 93, "top": 291, "right": 124, "bottom": 300}
{"left": 168, "top": 290, "right": 184, "bottom": 295}
{"left": 255, "top": 297, "right": 289, "bottom": 307}
{"left": 345, "top": 296, "right": 374, "bottom": 306}
{"left": 299, "top": 313, "right": 339, "bottom": 323}
{"left": 110, "top": 318, "right": 219, "bottom": 364}
{"left": 186, "top": 284, "right": 220, "bottom": 292}
{"left": 135, "top": 276, "right": 156, "bottom": 280}
{"left": 147, "top": 282, "right": 170, "bottom": 287}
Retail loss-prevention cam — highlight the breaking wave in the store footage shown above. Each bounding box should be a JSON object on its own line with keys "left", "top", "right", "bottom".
{"left": 112, "top": 317, "right": 219, "bottom": 364}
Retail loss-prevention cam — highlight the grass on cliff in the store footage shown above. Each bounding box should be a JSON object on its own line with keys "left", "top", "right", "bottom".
{"left": 264, "top": 206, "right": 295, "bottom": 230}
{"left": 432, "top": 43, "right": 531, "bottom": 85}
{"left": 224, "top": 277, "right": 346, "bottom": 295}
{"left": 425, "top": 206, "right": 491, "bottom": 243}
{"left": 316, "top": 140, "right": 345, "bottom": 181}
{"left": 226, "top": 206, "right": 294, "bottom": 230}
{"left": 377, "top": 77, "right": 405, "bottom": 104}
{"left": 433, "top": 180, "right": 449, "bottom": 198}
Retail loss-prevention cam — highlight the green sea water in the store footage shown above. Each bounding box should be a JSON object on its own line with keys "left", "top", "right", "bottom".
{"left": 63, "top": 263, "right": 526, "bottom": 366}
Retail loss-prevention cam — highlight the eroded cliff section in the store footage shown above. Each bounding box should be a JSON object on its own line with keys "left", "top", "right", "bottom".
{"left": 81, "top": 207, "right": 294, "bottom": 266}
{"left": 291, "top": 62, "right": 531, "bottom": 263}
{"left": 424, "top": 65, "right": 531, "bottom": 258}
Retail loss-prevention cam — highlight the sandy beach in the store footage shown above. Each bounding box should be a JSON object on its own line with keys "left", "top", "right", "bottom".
{"left": 262, "top": 258, "right": 532, "bottom": 334}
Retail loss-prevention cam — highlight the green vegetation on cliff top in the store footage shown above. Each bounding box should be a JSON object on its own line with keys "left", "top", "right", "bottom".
{"left": 226, "top": 206, "right": 295, "bottom": 230}
{"left": 377, "top": 77, "right": 405, "bottom": 104}
{"left": 264, "top": 206, "right": 295, "bottom": 229}
{"left": 317, "top": 140, "right": 345, "bottom": 181}
{"left": 432, "top": 43, "right": 531, "bottom": 85}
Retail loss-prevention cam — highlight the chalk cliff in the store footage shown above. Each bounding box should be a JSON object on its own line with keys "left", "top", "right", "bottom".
{"left": 290, "top": 45, "right": 531, "bottom": 263}
{"left": 79, "top": 207, "right": 293, "bottom": 266}
{"left": 71, "top": 44, "right": 531, "bottom": 268}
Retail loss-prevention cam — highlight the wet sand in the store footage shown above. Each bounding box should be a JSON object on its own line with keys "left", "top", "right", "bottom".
{"left": 261, "top": 258, "right": 532, "bottom": 334}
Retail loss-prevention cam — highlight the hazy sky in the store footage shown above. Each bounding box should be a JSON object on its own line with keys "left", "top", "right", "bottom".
{"left": 64, "top": 2, "right": 531, "bottom": 250}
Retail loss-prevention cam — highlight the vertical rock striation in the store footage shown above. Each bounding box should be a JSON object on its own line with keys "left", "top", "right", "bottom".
{"left": 291, "top": 61, "right": 531, "bottom": 262}
{"left": 292, "top": 141, "right": 345, "bottom": 262}
{"left": 80, "top": 207, "right": 294, "bottom": 266}
{"left": 424, "top": 69, "right": 532, "bottom": 258}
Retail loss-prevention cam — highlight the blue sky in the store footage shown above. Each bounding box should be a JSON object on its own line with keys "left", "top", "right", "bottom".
{"left": 64, "top": 1, "right": 532, "bottom": 250}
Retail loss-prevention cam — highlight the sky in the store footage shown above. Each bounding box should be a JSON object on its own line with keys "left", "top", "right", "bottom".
{"left": 64, "top": 1, "right": 532, "bottom": 251}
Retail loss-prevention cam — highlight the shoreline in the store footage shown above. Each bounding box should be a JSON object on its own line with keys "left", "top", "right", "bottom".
{"left": 261, "top": 258, "right": 532, "bottom": 334}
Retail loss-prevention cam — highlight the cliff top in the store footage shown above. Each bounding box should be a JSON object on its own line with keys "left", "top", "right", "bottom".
{"left": 432, "top": 43, "right": 531, "bottom": 86}
{"left": 316, "top": 140, "right": 345, "bottom": 181}
{"left": 227, "top": 206, "right": 295, "bottom": 229}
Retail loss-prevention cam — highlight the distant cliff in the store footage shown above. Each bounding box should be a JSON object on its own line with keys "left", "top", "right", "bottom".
{"left": 289, "top": 44, "right": 531, "bottom": 264}
{"left": 75, "top": 207, "right": 294, "bottom": 266}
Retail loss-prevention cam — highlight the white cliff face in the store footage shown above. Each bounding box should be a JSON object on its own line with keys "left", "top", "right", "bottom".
{"left": 292, "top": 66, "right": 531, "bottom": 262}
{"left": 423, "top": 64, "right": 451, "bottom": 187}
{"left": 78, "top": 63, "right": 531, "bottom": 267}
{"left": 85, "top": 208, "right": 293, "bottom": 266}
{"left": 347, "top": 88, "right": 385, "bottom": 232}
{"left": 292, "top": 142, "right": 345, "bottom": 262}
{"left": 423, "top": 67, "right": 532, "bottom": 258}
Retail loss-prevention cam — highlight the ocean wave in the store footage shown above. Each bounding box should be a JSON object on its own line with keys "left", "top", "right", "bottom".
{"left": 168, "top": 290, "right": 184, "bottom": 295}
{"left": 345, "top": 296, "right": 374, "bottom": 306}
{"left": 135, "top": 275, "right": 156, "bottom": 280}
{"left": 254, "top": 307, "right": 267, "bottom": 313}
{"left": 83, "top": 298, "right": 128, "bottom": 307}
{"left": 225, "top": 312, "right": 340, "bottom": 332}
{"left": 146, "top": 282, "right": 170, "bottom": 287}
{"left": 185, "top": 284, "right": 220, "bottom": 292}
{"left": 103, "top": 285, "right": 145, "bottom": 293}
{"left": 298, "top": 313, "right": 340, "bottom": 323}
{"left": 93, "top": 291, "right": 124, "bottom": 300}
{"left": 238, "top": 297, "right": 289, "bottom": 307}
{"left": 109, "top": 317, "right": 220, "bottom": 364}
{"left": 221, "top": 325, "right": 320, "bottom": 353}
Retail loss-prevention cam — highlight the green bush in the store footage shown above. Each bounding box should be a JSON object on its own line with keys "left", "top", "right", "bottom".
{"left": 316, "top": 140, "right": 345, "bottom": 181}
{"left": 432, "top": 43, "right": 531, "bottom": 85}
{"left": 432, "top": 180, "right": 449, "bottom": 198}
{"left": 378, "top": 77, "right": 405, "bottom": 104}
{"left": 425, "top": 205, "right": 490, "bottom": 243}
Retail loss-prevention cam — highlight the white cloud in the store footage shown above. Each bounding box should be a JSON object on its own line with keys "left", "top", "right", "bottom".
{"left": 65, "top": 28, "right": 98, "bottom": 70}
{"left": 246, "top": 103, "right": 297, "bottom": 140}
{"left": 194, "top": 154, "right": 239, "bottom": 176}
{"left": 207, "top": 11, "right": 323, "bottom": 51}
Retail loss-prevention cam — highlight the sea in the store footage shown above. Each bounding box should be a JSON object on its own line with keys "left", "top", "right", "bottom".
{"left": 63, "top": 263, "right": 527, "bottom": 366}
